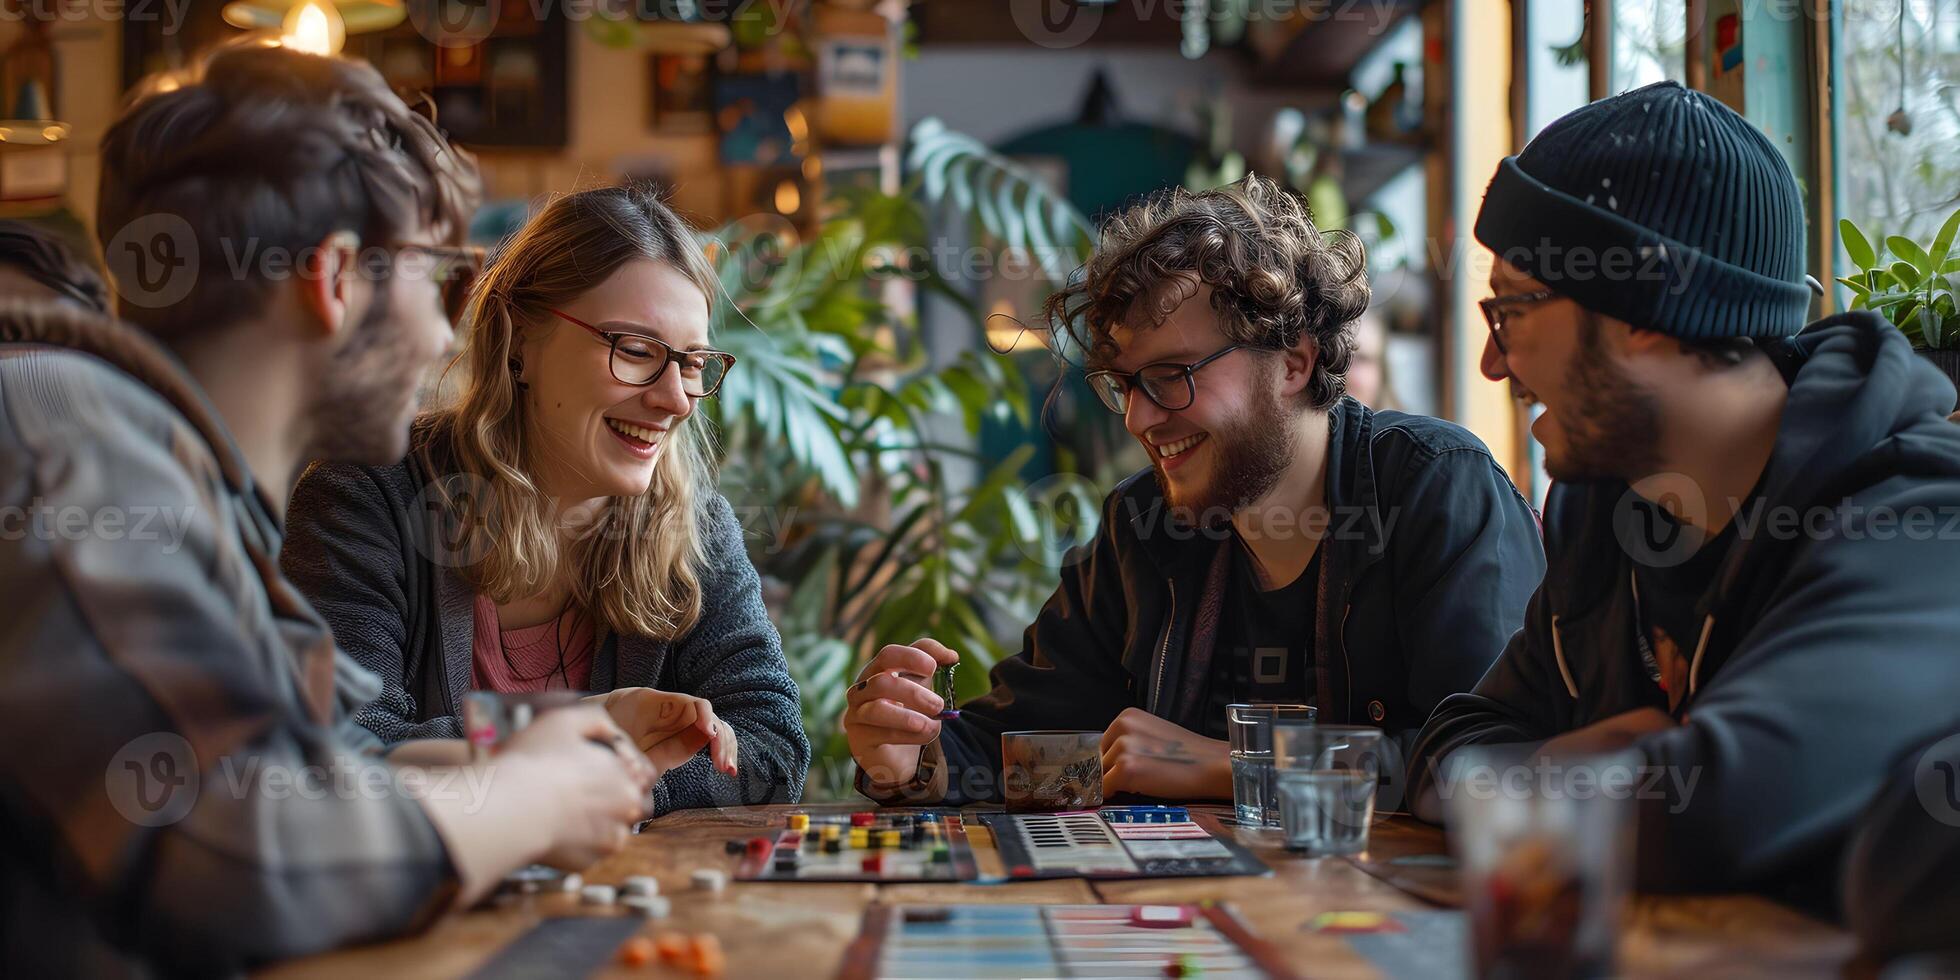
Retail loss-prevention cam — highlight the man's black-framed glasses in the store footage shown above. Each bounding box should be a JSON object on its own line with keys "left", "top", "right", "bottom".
{"left": 549, "top": 308, "right": 736, "bottom": 397}
{"left": 1084, "top": 344, "right": 1245, "bottom": 414}
{"left": 390, "top": 242, "right": 484, "bottom": 325}
{"left": 1478, "top": 289, "right": 1559, "bottom": 356}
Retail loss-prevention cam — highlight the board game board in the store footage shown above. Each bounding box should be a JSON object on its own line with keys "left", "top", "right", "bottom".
{"left": 732, "top": 810, "right": 980, "bottom": 883}
{"left": 838, "top": 904, "right": 1299, "bottom": 979}
{"left": 981, "top": 807, "right": 1271, "bottom": 880}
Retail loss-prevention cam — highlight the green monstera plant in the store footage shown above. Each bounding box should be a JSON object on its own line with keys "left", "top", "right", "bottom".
{"left": 702, "top": 126, "right": 1102, "bottom": 799}
{"left": 1837, "top": 207, "right": 1960, "bottom": 351}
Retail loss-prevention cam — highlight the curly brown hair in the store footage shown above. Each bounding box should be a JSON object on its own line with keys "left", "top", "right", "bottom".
{"left": 1043, "top": 173, "right": 1370, "bottom": 410}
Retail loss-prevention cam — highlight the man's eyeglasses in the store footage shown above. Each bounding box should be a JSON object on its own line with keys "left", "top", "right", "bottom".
{"left": 1083, "top": 344, "right": 1245, "bottom": 414}
{"left": 549, "top": 309, "right": 736, "bottom": 398}
{"left": 1478, "top": 288, "right": 1559, "bottom": 356}
{"left": 390, "top": 243, "right": 484, "bottom": 325}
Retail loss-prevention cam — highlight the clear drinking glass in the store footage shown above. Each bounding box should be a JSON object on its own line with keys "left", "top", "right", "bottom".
{"left": 1226, "top": 704, "right": 1317, "bottom": 828}
{"left": 1273, "top": 724, "right": 1383, "bottom": 855}
{"left": 461, "top": 690, "right": 584, "bottom": 761}
{"left": 1444, "top": 747, "right": 1636, "bottom": 979}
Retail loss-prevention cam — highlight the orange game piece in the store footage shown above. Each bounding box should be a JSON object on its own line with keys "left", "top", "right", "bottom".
{"left": 687, "top": 933, "right": 726, "bottom": 976}
{"left": 618, "top": 936, "right": 655, "bottom": 968}
{"left": 654, "top": 932, "right": 689, "bottom": 963}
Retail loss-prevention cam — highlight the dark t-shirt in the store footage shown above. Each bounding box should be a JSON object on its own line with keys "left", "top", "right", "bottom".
{"left": 1630, "top": 498, "right": 1746, "bottom": 708}
{"left": 1199, "top": 538, "right": 1319, "bottom": 739}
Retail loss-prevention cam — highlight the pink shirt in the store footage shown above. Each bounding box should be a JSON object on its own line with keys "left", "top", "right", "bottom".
{"left": 470, "top": 594, "right": 595, "bottom": 694}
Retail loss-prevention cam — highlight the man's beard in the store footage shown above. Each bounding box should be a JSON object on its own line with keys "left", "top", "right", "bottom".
{"left": 306, "top": 284, "right": 426, "bottom": 466}
{"left": 1544, "top": 315, "right": 1664, "bottom": 482}
{"left": 1157, "top": 384, "right": 1297, "bottom": 524}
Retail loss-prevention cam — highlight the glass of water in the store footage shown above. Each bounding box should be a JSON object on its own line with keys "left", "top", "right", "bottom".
{"left": 1273, "top": 724, "right": 1384, "bottom": 855}
{"left": 1226, "top": 703, "right": 1316, "bottom": 828}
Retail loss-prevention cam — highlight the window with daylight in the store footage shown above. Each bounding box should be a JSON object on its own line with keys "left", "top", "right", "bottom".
{"left": 1612, "top": 0, "right": 1690, "bottom": 93}
{"left": 1836, "top": 0, "right": 1960, "bottom": 246}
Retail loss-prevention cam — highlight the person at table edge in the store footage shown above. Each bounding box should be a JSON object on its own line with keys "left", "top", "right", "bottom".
{"left": 0, "top": 43, "right": 663, "bottom": 974}
{"left": 1404, "top": 82, "right": 1960, "bottom": 916}
{"left": 844, "top": 174, "right": 1547, "bottom": 805}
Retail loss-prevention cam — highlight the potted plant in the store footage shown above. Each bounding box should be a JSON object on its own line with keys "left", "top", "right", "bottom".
{"left": 1837, "top": 207, "right": 1960, "bottom": 390}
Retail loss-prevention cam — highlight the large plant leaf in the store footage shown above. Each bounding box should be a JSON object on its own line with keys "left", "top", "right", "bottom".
{"left": 1840, "top": 218, "right": 1877, "bottom": 271}
{"left": 1889, "top": 237, "right": 1934, "bottom": 278}
{"left": 907, "top": 116, "right": 1096, "bottom": 281}
{"left": 1929, "top": 208, "right": 1960, "bottom": 273}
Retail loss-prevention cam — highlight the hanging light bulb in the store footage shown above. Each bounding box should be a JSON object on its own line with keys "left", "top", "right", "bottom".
{"left": 281, "top": 0, "right": 345, "bottom": 55}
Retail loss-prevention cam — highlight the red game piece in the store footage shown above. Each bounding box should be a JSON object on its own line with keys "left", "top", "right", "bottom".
{"left": 746, "top": 836, "right": 769, "bottom": 855}
{"left": 1010, "top": 864, "right": 1035, "bottom": 878}
{"left": 861, "top": 854, "right": 886, "bottom": 873}
{"left": 851, "top": 812, "right": 875, "bottom": 827}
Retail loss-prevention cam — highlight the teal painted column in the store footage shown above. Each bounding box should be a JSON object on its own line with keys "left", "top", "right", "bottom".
{"left": 1701, "top": 0, "right": 1829, "bottom": 314}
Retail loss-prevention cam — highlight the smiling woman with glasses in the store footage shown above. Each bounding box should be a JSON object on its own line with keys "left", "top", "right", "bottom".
{"left": 548, "top": 307, "right": 736, "bottom": 396}
{"left": 283, "top": 184, "right": 810, "bottom": 815}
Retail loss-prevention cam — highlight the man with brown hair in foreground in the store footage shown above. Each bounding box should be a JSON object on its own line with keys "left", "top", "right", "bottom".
{"left": 0, "top": 42, "right": 656, "bottom": 975}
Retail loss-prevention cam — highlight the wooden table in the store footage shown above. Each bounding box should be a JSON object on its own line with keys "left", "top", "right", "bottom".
{"left": 262, "top": 804, "right": 1857, "bottom": 979}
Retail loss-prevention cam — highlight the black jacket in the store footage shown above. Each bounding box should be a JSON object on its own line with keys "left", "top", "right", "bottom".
{"left": 866, "top": 398, "right": 1546, "bottom": 805}
{"left": 1408, "top": 312, "right": 1960, "bottom": 912}
{"left": 282, "top": 428, "right": 811, "bottom": 813}
{"left": 1842, "top": 729, "right": 1960, "bottom": 959}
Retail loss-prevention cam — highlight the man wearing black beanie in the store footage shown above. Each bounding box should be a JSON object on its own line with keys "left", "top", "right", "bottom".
{"left": 1407, "top": 81, "right": 1960, "bottom": 915}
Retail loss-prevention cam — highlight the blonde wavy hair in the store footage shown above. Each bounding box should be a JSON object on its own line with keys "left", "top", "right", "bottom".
{"left": 427, "top": 184, "right": 720, "bottom": 639}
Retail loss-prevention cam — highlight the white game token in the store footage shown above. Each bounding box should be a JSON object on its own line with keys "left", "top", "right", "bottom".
{"left": 622, "top": 895, "right": 670, "bottom": 918}
{"left": 558, "top": 873, "right": 583, "bottom": 893}
{"left": 622, "top": 875, "right": 659, "bottom": 897}
{"left": 579, "top": 884, "right": 617, "bottom": 906}
{"left": 690, "top": 868, "right": 726, "bottom": 894}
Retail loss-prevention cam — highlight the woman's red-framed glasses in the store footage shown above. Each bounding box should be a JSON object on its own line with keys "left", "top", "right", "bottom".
{"left": 548, "top": 309, "right": 736, "bottom": 398}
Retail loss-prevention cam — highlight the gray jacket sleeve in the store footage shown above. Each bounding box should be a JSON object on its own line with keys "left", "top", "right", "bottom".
{"left": 0, "top": 367, "right": 454, "bottom": 972}
{"left": 285, "top": 462, "right": 464, "bottom": 742}
{"left": 646, "top": 494, "right": 810, "bottom": 810}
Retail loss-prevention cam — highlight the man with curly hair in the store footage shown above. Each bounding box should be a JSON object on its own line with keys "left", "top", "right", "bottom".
{"left": 844, "top": 175, "right": 1545, "bottom": 805}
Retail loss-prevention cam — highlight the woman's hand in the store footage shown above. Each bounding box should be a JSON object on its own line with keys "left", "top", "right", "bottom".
{"left": 592, "top": 687, "right": 739, "bottom": 778}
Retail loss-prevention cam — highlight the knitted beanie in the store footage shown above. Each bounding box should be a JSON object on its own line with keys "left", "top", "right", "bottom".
{"left": 1474, "top": 80, "right": 1810, "bottom": 340}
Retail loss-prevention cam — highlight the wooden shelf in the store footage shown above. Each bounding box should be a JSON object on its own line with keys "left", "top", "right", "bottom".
{"left": 1341, "top": 139, "right": 1425, "bottom": 204}
{"left": 1251, "top": 0, "right": 1423, "bottom": 89}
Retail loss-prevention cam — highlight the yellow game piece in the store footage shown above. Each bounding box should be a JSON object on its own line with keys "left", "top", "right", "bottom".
{"left": 787, "top": 813, "right": 809, "bottom": 831}
{"left": 879, "top": 830, "right": 901, "bottom": 849}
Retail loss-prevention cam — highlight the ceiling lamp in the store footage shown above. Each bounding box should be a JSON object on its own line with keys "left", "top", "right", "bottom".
{"left": 222, "top": 0, "right": 406, "bottom": 56}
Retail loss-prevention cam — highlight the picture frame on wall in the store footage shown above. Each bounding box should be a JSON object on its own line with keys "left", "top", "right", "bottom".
{"left": 648, "top": 53, "right": 714, "bottom": 134}
{"left": 712, "top": 72, "right": 803, "bottom": 167}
